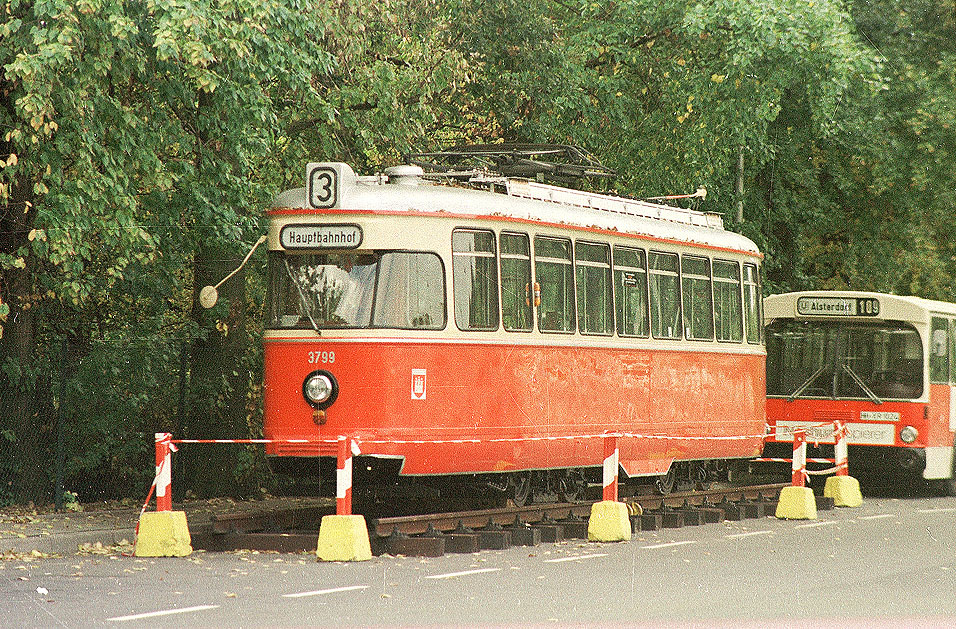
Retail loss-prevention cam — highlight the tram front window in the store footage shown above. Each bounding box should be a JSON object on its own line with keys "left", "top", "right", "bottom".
{"left": 267, "top": 251, "right": 445, "bottom": 330}
{"left": 766, "top": 320, "right": 923, "bottom": 400}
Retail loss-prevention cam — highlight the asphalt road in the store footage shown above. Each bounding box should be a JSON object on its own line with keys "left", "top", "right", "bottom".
{"left": 4, "top": 494, "right": 956, "bottom": 627}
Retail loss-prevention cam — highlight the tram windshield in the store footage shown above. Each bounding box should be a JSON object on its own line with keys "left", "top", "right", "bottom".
{"left": 267, "top": 251, "right": 445, "bottom": 330}
{"left": 766, "top": 320, "right": 924, "bottom": 401}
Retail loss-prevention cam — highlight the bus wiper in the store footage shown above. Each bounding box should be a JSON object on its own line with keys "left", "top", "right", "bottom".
{"left": 787, "top": 365, "right": 827, "bottom": 402}
{"left": 842, "top": 363, "right": 882, "bottom": 405}
{"left": 284, "top": 259, "right": 322, "bottom": 335}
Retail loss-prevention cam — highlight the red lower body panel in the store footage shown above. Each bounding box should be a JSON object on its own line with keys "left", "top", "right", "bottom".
{"left": 264, "top": 338, "right": 765, "bottom": 477}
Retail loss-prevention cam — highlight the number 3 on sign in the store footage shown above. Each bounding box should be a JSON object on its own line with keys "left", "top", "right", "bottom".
{"left": 307, "top": 165, "right": 337, "bottom": 208}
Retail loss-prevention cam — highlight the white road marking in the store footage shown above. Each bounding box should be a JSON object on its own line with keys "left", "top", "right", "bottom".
{"left": 641, "top": 541, "right": 698, "bottom": 550}
{"left": 283, "top": 585, "right": 369, "bottom": 598}
{"left": 725, "top": 530, "right": 774, "bottom": 540}
{"left": 107, "top": 605, "right": 220, "bottom": 622}
{"left": 425, "top": 568, "right": 501, "bottom": 580}
{"left": 917, "top": 507, "right": 956, "bottom": 514}
{"left": 543, "top": 553, "right": 609, "bottom": 563}
{"left": 858, "top": 513, "right": 896, "bottom": 521}
{"left": 794, "top": 520, "right": 837, "bottom": 529}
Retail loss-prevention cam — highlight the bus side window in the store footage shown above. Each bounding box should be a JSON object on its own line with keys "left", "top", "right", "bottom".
{"left": 930, "top": 317, "right": 949, "bottom": 384}
{"left": 950, "top": 319, "right": 956, "bottom": 385}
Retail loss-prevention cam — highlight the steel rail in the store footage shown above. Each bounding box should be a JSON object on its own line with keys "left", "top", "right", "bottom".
{"left": 370, "top": 483, "right": 789, "bottom": 538}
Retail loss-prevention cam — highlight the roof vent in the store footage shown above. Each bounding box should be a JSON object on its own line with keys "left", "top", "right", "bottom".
{"left": 385, "top": 164, "right": 424, "bottom": 185}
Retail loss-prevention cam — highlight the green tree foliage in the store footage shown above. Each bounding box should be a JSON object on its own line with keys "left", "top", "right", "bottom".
{"left": 0, "top": 0, "right": 473, "bottom": 504}
{"left": 846, "top": 0, "right": 956, "bottom": 299}
{"left": 449, "top": 1, "right": 883, "bottom": 284}
{"left": 0, "top": 0, "right": 953, "bottom": 504}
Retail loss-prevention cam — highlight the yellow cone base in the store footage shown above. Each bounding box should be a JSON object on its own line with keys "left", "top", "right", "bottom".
{"left": 775, "top": 486, "right": 817, "bottom": 520}
{"left": 317, "top": 515, "right": 372, "bottom": 562}
{"left": 134, "top": 511, "right": 192, "bottom": 557}
{"left": 587, "top": 500, "right": 632, "bottom": 542}
{"left": 824, "top": 475, "right": 863, "bottom": 507}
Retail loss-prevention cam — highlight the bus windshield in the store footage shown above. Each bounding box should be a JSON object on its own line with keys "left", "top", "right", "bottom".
{"left": 766, "top": 320, "right": 923, "bottom": 401}
{"left": 266, "top": 251, "right": 445, "bottom": 330}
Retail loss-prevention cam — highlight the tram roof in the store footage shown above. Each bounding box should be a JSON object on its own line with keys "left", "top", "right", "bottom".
{"left": 765, "top": 290, "right": 956, "bottom": 322}
{"left": 271, "top": 163, "right": 761, "bottom": 256}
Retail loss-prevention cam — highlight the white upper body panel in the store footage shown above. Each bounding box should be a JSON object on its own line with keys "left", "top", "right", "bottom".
{"left": 271, "top": 163, "right": 761, "bottom": 257}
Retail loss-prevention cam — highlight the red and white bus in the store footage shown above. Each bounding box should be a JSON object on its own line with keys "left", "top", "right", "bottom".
{"left": 262, "top": 159, "right": 766, "bottom": 501}
{"left": 764, "top": 291, "right": 956, "bottom": 493}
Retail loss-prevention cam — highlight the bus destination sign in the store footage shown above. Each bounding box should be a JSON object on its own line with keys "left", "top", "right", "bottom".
{"left": 796, "top": 296, "right": 880, "bottom": 317}
{"left": 280, "top": 224, "right": 363, "bottom": 250}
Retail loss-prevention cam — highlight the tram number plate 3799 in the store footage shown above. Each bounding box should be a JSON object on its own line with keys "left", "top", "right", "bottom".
{"left": 308, "top": 351, "right": 335, "bottom": 364}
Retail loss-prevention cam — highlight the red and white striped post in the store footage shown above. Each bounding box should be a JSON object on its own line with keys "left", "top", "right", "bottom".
{"left": 791, "top": 428, "right": 807, "bottom": 487}
{"left": 336, "top": 435, "right": 353, "bottom": 516}
{"left": 154, "top": 432, "right": 173, "bottom": 512}
{"left": 602, "top": 433, "right": 619, "bottom": 502}
{"left": 833, "top": 421, "right": 849, "bottom": 476}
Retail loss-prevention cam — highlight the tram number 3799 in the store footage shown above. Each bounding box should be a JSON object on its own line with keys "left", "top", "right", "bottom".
{"left": 308, "top": 350, "right": 336, "bottom": 364}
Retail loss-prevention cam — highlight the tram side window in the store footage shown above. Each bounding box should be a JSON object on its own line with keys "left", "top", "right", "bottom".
{"left": 681, "top": 255, "right": 714, "bottom": 341}
{"left": 713, "top": 260, "right": 743, "bottom": 342}
{"left": 613, "top": 246, "right": 649, "bottom": 337}
{"left": 534, "top": 236, "right": 575, "bottom": 333}
{"left": 743, "top": 263, "right": 762, "bottom": 344}
{"left": 575, "top": 241, "right": 613, "bottom": 335}
{"left": 930, "top": 316, "right": 950, "bottom": 384}
{"left": 452, "top": 229, "right": 499, "bottom": 331}
{"left": 649, "top": 251, "right": 681, "bottom": 339}
{"left": 500, "top": 232, "right": 533, "bottom": 332}
{"left": 372, "top": 252, "right": 445, "bottom": 329}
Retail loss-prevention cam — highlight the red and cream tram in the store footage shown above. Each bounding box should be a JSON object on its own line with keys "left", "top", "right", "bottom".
{"left": 764, "top": 291, "right": 956, "bottom": 492}
{"left": 262, "top": 160, "right": 766, "bottom": 500}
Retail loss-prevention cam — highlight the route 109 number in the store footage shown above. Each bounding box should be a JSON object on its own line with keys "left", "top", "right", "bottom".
{"left": 308, "top": 350, "right": 335, "bottom": 364}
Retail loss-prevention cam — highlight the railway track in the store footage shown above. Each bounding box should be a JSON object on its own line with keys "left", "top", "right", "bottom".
{"left": 190, "top": 482, "right": 804, "bottom": 556}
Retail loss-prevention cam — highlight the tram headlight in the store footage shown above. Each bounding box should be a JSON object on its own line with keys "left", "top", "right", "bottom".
{"left": 302, "top": 370, "right": 338, "bottom": 409}
{"left": 900, "top": 425, "right": 918, "bottom": 444}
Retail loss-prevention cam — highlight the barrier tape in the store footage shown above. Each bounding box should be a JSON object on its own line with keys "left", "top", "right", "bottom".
{"left": 134, "top": 472, "right": 158, "bottom": 538}
{"left": 167, "top": 433, "right": 766, "bottom": 447}
{"left": 755, "top": 457, "right": 838, "bottom": 464}
{"left": 806, "top": 462, "right": 848, "bottom": 476}
{"left": 353, "top": 432, "right": 766, "bottom": 446}
{"left": 171, "top": 438, "right": 338, "bottom": 444}
{"left": 135, "top": 450, "right": 172, "bottom": 538}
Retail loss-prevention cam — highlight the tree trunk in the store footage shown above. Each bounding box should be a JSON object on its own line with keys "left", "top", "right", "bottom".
{"left": 0, "top": 260, "right": 47, "bottom": 504}
{"left": 180, "top": 246, "right": 250, "bottom": 497}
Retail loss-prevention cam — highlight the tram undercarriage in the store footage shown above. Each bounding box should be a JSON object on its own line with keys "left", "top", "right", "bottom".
{"left": 268, "top": 454, "right": 748, "bottom": 510}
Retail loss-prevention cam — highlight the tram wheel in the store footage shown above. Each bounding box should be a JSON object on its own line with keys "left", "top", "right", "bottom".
{"left": 509, "top": 473, "right": 532, "bottom": 507}
{"left": 655, "top": 466, "right": 676, "bottom": 495}
{"left": 559, "top": 470, "right": 587, "bottom": 503}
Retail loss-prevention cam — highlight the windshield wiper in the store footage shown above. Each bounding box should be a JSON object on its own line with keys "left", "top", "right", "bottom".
{"left": 787, "top": 365, "right": 828, "bottom": 402}
{"left": 841, "top": 363, "right": 883, "bottom": 405}
{"left": 284, "top": 259, "right": 321, "bottom": 335}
